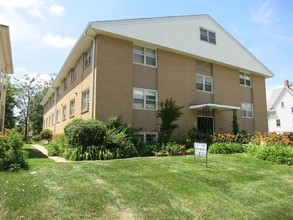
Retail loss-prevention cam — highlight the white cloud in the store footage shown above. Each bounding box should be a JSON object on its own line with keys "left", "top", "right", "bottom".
{"left": 49, "top": 4, "right": 65, "bottom": 15}
{"left": 41, "top": 34, "right": 76, "bottom": 48}
{"left": 251, "top": 1, "right": 278, "bottom": 24}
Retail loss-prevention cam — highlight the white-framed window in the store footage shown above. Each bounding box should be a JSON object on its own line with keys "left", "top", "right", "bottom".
{"left": 82, "top": 89, "right": 90, "bottom": 111}
{"left": 62, "top": 105, "right": 67, "bottom": 121}
{"left": 200, "top": 28, "right": 216, "bottom": 44}
{"left": 63, "top": 77, "right": 68, "bottom": 91}
{"left": 139, "top": 132, "right": 158, "bottom": 143}
{"left": 71, "top": 68, "right": 76, "bottom": 82}
{"left": 241, "top": 103, "right": 253, "bottom": 118}
{"left": 52, "top": 93, "right": 56, "bottom": 103}
{"left": 240, "top": 72, "right": 251, "bottom": 87}
{"left": 196, "top": 74, "right": 213, "bottom": 93}
{"left": 83, "top": 48, "right": 91, "bottom": 68}
{"left": 133, "top": 88, "right": 157, "bottom": 110}
{"left": 281, "top": 101, "right": 285, "bottom": 108}
{"left": 291, "top": 107, "right": 293, "bottom": 113}
{"left": 56, "top": 87, "right": 61, "bottom": 98}
{"left": 56, "top": 110, "right": 60, "bottom": 123}
{"left": 51, "top": 113, "right": 54, "bottom": 125}
{"left": 133, "top": 45, "right": 157, "bottom": 67}
{"left": 70, "top": 99, "right": 75, "bottom": 117}
{"left": 276, "top": 119, "right": 281, "bottom": 127}
{"left": 49, "top": 116, "right": 51, "bottom": 126}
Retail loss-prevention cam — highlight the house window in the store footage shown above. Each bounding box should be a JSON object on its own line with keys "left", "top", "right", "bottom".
{"left": 281, "top": 102, "right": 284, "bottom": 108}
{"left": 49, "top": 116, "right": 51, "bottom": 126}
{"left": 83, "top": 48, "right": 91, "bottom": 68}
{"left": 133, "top": 88, "right": 157, "bottom": 110}
{"left": 196, "top": 74, "right": 213, "bottom": 93}
{"left": 133, "top": 46, "right": 157, "bottom": 67}
{"left": 276, "top": 119, "right": 281, "bottom": 127}
{"left": 56, "top": 87, "right": 61, "bottom": 98}
{"left": 52, "top": 93, "right": 56, "bottom": 103}
{"left": 241, "top": 103, "right": 253, "bottom": 118}
{"left": 56, "top": 110, "right": 60, "bottom": 123}
{"left": 71, "top": 68, "right": 76, "bottom": 82}
{"left": 200, "top": 28, "right": 216, "bottom": 44}
{"left": 140, "top": 132, "right": 158, "bottom": 143}
{"left": 70, "top": 99, "right": 75, "bottom": 117}
{"left": 81, "top": 89, "right": 89, "bottom": 111}
{"left": 63, "top": 77, "right": 68, "bottom": 91}
{"left": 62, "top": 105, "right": 67, "bottom": 121}
{"left": 291, "top": 107, "right": 293, "bottom": 113}
{"left": 51, "top": 113, "right": 54, "bottom": 125}
{"left": 240, "top": 72, "right": 251, "bottom": 86}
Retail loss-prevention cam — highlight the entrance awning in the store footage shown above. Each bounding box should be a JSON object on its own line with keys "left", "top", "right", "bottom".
{"left": 189, "top": 103, "right": 240, "bottom": 112}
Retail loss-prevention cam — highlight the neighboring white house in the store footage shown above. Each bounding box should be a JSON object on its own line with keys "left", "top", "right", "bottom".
{"left": 268, "top": 80, "right": 293, "bottom": 134}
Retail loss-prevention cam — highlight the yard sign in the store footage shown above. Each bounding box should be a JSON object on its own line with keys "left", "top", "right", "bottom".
{"left": 194, "top": 142, "right": 208, "bottom": 167}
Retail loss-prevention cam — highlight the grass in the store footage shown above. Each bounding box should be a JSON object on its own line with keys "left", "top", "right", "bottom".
{"left": 0, "top": 145, "right": 292, "bottom": 219}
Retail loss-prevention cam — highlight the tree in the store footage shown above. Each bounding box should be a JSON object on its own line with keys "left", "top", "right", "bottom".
{"left": 4, "top": 77, "right": 17, "bottom": 129}
{"left": 14, "top": 74, "right": 43, "bottom": 143}
{"left": 231, "top": 110, "right": 239, "bottom": 135}
{"left": 157, "top": 98, "right": 184, "bottom": 144}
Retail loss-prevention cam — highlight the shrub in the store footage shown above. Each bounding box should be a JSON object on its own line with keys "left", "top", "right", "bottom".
{"left": 0, "top": 132, "right": 27, "bottom": 171}
{"left": 209, "top": 142, "right": 244, "bottom": 154}
{"left": 245, "top": 145, "right": 293, "bottom": 165}
{"left": 31, "top": 134, "right": 42, "bottom": 142}
{"left": 48, "top": 134, "right": 69, "bottom": 157}
{"left": 64, "top": 119, "right": 106, "bottom": 147}
{"left": 63, "top": 117, "right": 139, "bottom": 161}
{"left": 212, "top": 132, "right": 251, "bottom": 144}
{"left": 40, "top": 129, "right": 53, "bottom": 140}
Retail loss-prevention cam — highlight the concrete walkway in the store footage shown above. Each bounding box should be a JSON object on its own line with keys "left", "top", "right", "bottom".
{"left": 32, "top": 144, "right": 69, "bottom": 163}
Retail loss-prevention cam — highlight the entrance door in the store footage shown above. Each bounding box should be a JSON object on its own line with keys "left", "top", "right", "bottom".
{"left": 197, "top": 117, "right": 214, "bottom": 134}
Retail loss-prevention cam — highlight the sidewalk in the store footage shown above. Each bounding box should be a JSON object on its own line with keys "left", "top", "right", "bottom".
{"left": 32, "top": 144, "right": 69, "bottom": 163}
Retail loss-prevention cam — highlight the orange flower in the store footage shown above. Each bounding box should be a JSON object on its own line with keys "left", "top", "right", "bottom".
{"left": 121, "top": 141, "right": 125, "bottom": 145}
{"left": 76, "top": 133, "right": 79, "bottom": 137}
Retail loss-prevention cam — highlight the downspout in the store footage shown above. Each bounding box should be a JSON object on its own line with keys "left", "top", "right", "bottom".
{"left": 83, "top": 32, "right": 96, "bottom": 119}
{"left": 52, "top": 88, "right": 57, "bottom": 135}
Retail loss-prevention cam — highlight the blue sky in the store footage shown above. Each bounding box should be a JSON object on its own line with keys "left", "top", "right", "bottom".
{"left": 0, "top": 0, "right": 292, "bottom": 99}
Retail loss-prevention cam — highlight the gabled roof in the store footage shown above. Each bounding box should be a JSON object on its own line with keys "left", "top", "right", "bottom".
{"left": 41, "top": 15, "right": 274, "bottom": 105}
{"left": 267, "top": 86, "right": 293, "bottom": 110}
{"left": 90, "top": 14, "right": 273, "bottom": 78}
{"left": 0, "top": 24, "right": 13, "bottom": 74}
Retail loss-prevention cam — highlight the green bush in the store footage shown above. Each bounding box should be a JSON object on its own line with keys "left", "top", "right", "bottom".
{"left": 31, "top": 134, "right": 42, "bottom": 142}
{"left": 209, "top": 142, "right": 244, "bottom": 154}
{"left": 245, "top": 145, "right": 293, "bottom": 165}
{"left": 48, "top": 134, "right": 69, "bottom": 157}
{"left": 64, "top": 119, "right": 106, "bottom": 147}
{"left": 0, "top": 132, "right": 27, "bottom": 171}
{"left": 40, "top": 129, "right": 53, "bottom": 140}
{"left": 62, "top": 117, "right": 139, "bottom": 161}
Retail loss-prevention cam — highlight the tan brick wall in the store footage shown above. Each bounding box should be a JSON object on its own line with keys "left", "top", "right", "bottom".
{"left": 157, "top": 49, "right": 196, "bottom": 137}
{"left": 95, "top": 35, "right": 133, "bottom": 124}
{"left": 252, "top": 74, "right": 268, "bottom": 132}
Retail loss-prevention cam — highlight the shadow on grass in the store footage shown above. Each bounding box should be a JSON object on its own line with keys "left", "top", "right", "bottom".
{"left": 25, "top": 148, "right": 48, "bottom": 159}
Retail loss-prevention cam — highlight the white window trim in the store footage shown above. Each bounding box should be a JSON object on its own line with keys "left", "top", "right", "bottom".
{"left": 276, "top": 119, "right": 281, "bottom": 127}
{"left": 133, "top": 45, "right": 157, "bottom": 68}
{"left": 200, "top": 27, "right": 216, "bottom": 44}
{"left": 56, "top": 110, "right": 60, "bottom": 123}
{"left": 139, "top": 132, "right": 158, "bottom": 143}
{"left": 83, "top": 48, "right": 91, "bottom": 69}
{"left": 241, "top": 103, "right": 254, "bottom": 118}
{"left": 133, "top": 87, "right": 158, "bottom": 111}
{"left": 70, "top": 99, "right": 75, "bottom": 117}
{"left": 240, "top": 72, "right": 252, "bottom": 87}
{"left": 71, "top": 68, "right": 76, "bottom": 82}
{"left": 62, "top": 105, "right": 67, "bottom": 121}
{"left": 81, "top": 89, "right": 90, "bottom": 112}
{"left": 196, "top": 74, "right": 213, "bottom": 93}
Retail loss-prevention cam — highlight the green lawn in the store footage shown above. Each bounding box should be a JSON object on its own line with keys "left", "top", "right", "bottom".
{"left": 0, "top": 145, "right": 292, "bottom": 220}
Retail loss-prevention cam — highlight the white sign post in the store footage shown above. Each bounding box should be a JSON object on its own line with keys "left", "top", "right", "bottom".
{"left": 194, "top": 142, "right": 208, "bottom": 167}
